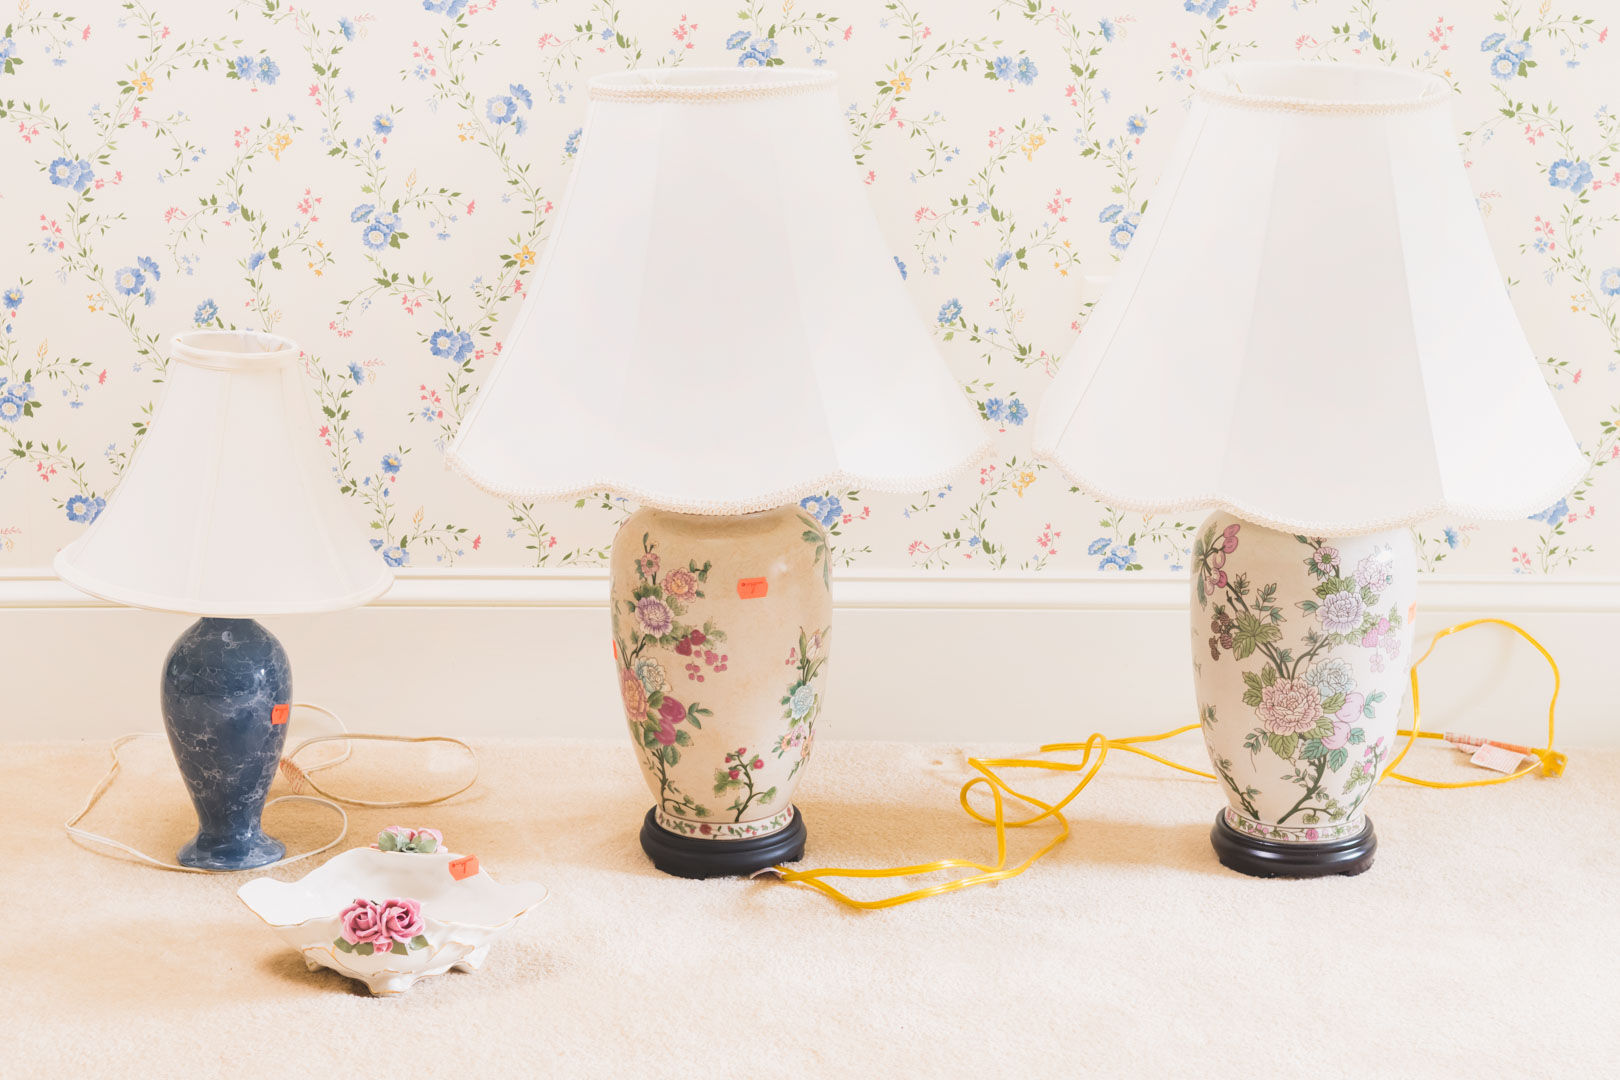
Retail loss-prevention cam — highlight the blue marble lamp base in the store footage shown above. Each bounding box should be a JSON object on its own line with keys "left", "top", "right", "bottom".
{"left": 161, "top": 617, "right": 292, "bottom": 872}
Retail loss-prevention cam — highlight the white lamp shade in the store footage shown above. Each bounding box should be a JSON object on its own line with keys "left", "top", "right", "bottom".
{"left": 1033, "top": 61, "right": 1584, "bottom": 535}
{"left": 55, "top": 332, "right": 392, "bottom": 616}
{"left": 447, "top": 68, "right": 988, "bottom": 515}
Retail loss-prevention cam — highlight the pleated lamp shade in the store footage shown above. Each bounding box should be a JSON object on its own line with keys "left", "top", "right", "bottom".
{"left": 447, "top": 68, "right": 988, "bottom": 515}
{"left": 1033, "top": 61, "right": 1583, "bottom": 535}
{"left": 55, "top": 332, "right": 392, "bottom": 616}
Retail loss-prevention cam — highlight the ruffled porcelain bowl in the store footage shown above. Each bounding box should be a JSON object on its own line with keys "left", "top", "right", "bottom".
{"left": 238, "top": 828, "right": 547, "bottom": 995}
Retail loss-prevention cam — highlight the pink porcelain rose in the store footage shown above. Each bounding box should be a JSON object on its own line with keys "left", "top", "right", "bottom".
{"left": 339, "top": 898, "right": 390, "bottom": 948}
{"left": 378, "top": 898, "right": 424, "bottom": 947}
{"left": 1255, "top": 678, "right": 1324, "bottom": 735}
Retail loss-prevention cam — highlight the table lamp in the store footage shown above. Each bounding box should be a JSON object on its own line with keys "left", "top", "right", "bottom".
{"left": 448, "top": 68, "right": 987, "bottom": 878}
{"left": 1033, "top": 61, "right": 1583, "bottom": 877}
{"left": 56, "top": 331, "right": 392, "bottom": 870}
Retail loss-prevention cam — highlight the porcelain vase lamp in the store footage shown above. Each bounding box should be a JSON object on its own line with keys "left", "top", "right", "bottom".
{"left": 56, "top": 331, "right": 392, "bottom": 870}
{"left": 1033, "top": 61, "right": 1583, "bottom": 878}
{"left": 448, "top": 68, "right": 986, "bottom": 878}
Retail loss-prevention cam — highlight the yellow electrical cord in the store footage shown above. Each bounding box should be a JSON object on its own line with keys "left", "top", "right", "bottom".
{"left": 763, "top": 618, "right": 1564, "bottom": 910}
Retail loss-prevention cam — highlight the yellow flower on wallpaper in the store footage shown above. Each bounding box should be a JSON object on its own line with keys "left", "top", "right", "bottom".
{"left": 132, "top": 71, "right": 154, "bottom": 96}
{"left": 517, "top": 245, "right": 536, "bottom": 267}
{"left": 890, "top": 71, "right": 912, "bottom": 93}
{"left": 270, "top": 132, "right": 292, "bottom": 160}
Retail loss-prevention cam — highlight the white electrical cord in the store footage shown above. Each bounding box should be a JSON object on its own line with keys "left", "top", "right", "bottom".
{"left": 64, "top": 704, "right": 479, "bottom": 874}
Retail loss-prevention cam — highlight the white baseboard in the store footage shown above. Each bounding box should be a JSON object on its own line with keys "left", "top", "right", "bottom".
{"left": 2, "top": 569, "right": 1612, "bottom": 747}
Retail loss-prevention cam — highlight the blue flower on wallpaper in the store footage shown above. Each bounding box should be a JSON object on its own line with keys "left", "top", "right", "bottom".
{"left": 232, "top": 55, "right": 255, "bottom": 80}
{"left": 1015, "top": 57, "right": 1038, "bottom": 85}
{"left": 1087, "top": 537, "right": 1110, "bottom": 556}
{"left": 112, "top": 265, "right": 146, "bottom": 296}
{"left": 738, "top": 41, "right": 777, "bottom": 68}
{"left": 1099, "top": 18, "right": 1116, "bottom": 42}
{"left": 993, "top": 251, "right": 1012, "bottom": 272}
{"left": 984, "top": 397, "right": 1007, "bottom": 421}
{"left": 361, "top": 223, "right": 392, "bottom": 250}
{"left": 0, "top": 36, "right": 16, "bottom": 61}
{"left": 338, "top": 17, "right": 356, "bottom": 40}
{"left": 137, "top": 255, "right": 161, "bottom": 283}
{"left": 374, "top": 210, "right": 402, "bottom": 232}
{"left": 1489, "top": 52, "right": 1518, "bottom": 80}
{"left": 429, "top": 328, "right": 475, "bottom": 361}
{"left": 247, "top": 251, "right": 266, "bottom": 271}
{"left": 373, "top": 113, "right": 394, "bottom": 136}
{"left": 800, "top": 494, "right": 842, "bottom": 526}
{"left": 65, "top": 494, "right": 106, "bottom": 524}
{"left": 1548, "top": 158, "right": 1594, "bottom": 194}
{"left": 1443, "top": 527, "right": 1462, "bottom": 548}
{"left": 486, "top": 95, "right": 518, "bottom": 124}
{"left": 2, "top": 286, "right": 21, "bottom": 311}
{"left": 1184, "top": 0, "right": 1224, "bottom": 19}
{"left": 193, "top": 298, "right": 218, "bottom": 324}
{"left": 1100, "top": 544, "right": 1137, "bottom": 571}
{"left": 510, "top": 83, "right": 533, "bottom": 109}
{"left": 381, "top": 452, "right": 402, "bottom": 474}
{"left": 257, "top": 57, "right": 280, "bottom": 85}
{"left": 1600, "top": 267, "right": 1620, "bottom": 296}
{"left": 563, "top": 127, "right": 582, "bottom": 156}
{"left": 1528, "top": 497, "right": 1570, "bottom": 525}
{"left": 725, "top": 30, "right": 751, "bottom": 50}
{"left": 0, "top": 396, "right": 22, "bottom": 423}
{"left": 1126, "top": 114, "right": 1147, "bottom": 136}
{"left": 894, "top": 256, "right": 907, "bottom": 280}
{"left": 1109, "top": 211, "right": 1141, "bottom": 250}
{"left": 422, "top": 0, "right": 468, "bottom": 17}
{"left": 1007, "top": 399, "right": 1028, "bottom": 425}
{"left": 351, "top": 203, "right": 375, "bottom": 222}
{"left": 1504, "top": 39, "right": 1531, "bottom": 61}
{"left": 1480, "top": 33, "right": 1506, "bottom": 51}
{"left": 992, "top": 56, "right": 1015, "bottom": 81}
{"left": 9, "top": 380, "right": 33, "bottom": 403}
{"left": 382, "top": 545, "right": 409, "bottom": 567}
{"left": 47, "top": 156, "right": 94, "bottom": 192}
{"left": 937, "top": 298, "right": 963, "bottom": 324}
{"left": 347, "top": 360, "right": 366, "bottom": 384}
{"left": 1098, "top": 204, "right": 1124, "bottom": 223}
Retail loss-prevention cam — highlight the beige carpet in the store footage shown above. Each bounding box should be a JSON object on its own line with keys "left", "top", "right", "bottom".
{"left": 4, "top": 735, "right": 1615, "bottom": 1078}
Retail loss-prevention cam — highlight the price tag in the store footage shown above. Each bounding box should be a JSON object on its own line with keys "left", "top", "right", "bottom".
{"left": 737, "top": 577, "right": 768, "bottom": 599}
{"left": 1470, "top": 743, "right": 1525, "bottom": 774}
{"left": 449, "top": 854, "right": 480, "bottom": 881}
{"left": 271, "top": 704, "right": 291, "bottom": 725}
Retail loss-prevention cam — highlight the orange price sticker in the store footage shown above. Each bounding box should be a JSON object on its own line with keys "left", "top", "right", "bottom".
{"left": 737, "top": 577, "right": 768, "bottom": 599}
{"left": 449, "top": 855, "right": 480, "bottom": 881}
{"left": 271, "top": 704, "right": 291, "bottom": 725}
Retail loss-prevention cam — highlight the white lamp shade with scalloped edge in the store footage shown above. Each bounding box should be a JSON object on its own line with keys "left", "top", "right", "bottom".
{"left": 1032, "top": 61, "right": 1584, "bottom": 536}
{"left": 54, "top": 331, "right": 393, "bottom": 616}
{"left": 446, "top": 67, "right": 989, "bottom": 516}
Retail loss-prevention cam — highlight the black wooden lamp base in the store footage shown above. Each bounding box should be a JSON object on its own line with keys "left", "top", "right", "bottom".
{"left": 1209, "top": 811, "right": 1377, "bottom": 878}
{"left": 638, "top": 808, "right": 808, "bottom": 879}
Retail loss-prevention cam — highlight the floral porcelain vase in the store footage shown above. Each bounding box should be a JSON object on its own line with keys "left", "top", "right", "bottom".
{"left": 611, "top": 505, "right": 832, "bottom": 878}
{"left": 1191, "top": 513, "right": 1416, "bottom": 877}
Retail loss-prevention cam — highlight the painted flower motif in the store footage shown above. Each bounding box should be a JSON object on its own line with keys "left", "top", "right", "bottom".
{"left": 1184, "top": 0, "right": 1225, "bottom": 20}
{"left": 190, "top": 299, "right": 218, "bottom": 325}
{"left": 1303, "top": 657, "right": 1355, "bottom": 698}
{"left": 800, "top": 494, "right": 842, "bottom": 526}
{"left": 422, "top": 0, "right": 468, "bottom": 15}
{"left": 658, "top": 696, "right": 687, "bottom": 727}
{"left": 0, "top": 396, "right": 22, "bottom": 424}
{"left": 636, "top": 552, "right": 660, "bottom": 577}
{"left": 1317, "top": 588, "right": 1366, "bottom": 635}
{"left": 984, "top": 397, "right": 1008, "bottom": 421}
{"left": 65, "top": 494, "right": 106, "bottom": 523}
{"left": 1320, "top": 716, "right": 1355, "bottom": 751}
{"left": 1255, "top": 678, "right": 1324, "bottom": 735}
{"left": 992, "top": 56, "right": 1015, "bottom": 80}
{"left": 748, "top": 37, "right": 778, "bottom": 58}
{"left": 381, "top": 452, "right": 402, "bottom": 474}
{"left": 348, "top": 361, "right": 366, "bottom": 384}
{"left": 1528, "top": 497, "right": 1569, "bottom": 525}
{"left": 1480, "top": 32, "right": 1506, "bottom": 51}
{"left": 1312, "top": 546, "right": 1339, "bottom": 573}
{"left": 47, "top": 157, "right": 94, "bottom": 192}
{"left": 1599, "top": 267, "right": 1620, "bottom": 296}
{"left": 361, "top": 224, "right": 391, "bottom": 250}
{"left": 634, "top": 658, "right": 668, "bottom": 695}
{"left": 351, "top": 204, "right": 375, "bottom": 222}
{"left": 3, "top": 286, "right": 23, "bottom": 310}
{"left": 373, "top": 113, "right": 394, "bottom": 135}
{"left": 790, "top": 683, "right": 817, "bottom": 720}
{"left": 992, "top": 251, "right": 1013, "bottom": 272}
{"left": 725, "top": 30, "right": 751, "bottom": 49}
{"left": 1007, "top": 400, "right": 1028, "bottom": 425}
{"left": 1443, "top": 527, "right": 1462, "bottom": 548}
{"left": 0, "top": 37, "right": 14, "bottom": 60}
{"left": 1099, "top": 203, "right": 1125, "bottom": 224}
{"left": 1100, "top": 543, "right": 1137, "bottom": 571}
{"left": 1087, "top": 537, "right": 1110, "bottom": 556}
{"left": 1099, "top": 18, "right": 1116, "bottom": 41}
{"left": 1126, "top": 113, "right": 1147, "bottom": 136}
{"left": 247, "top": 251, "right": 266, "bottom": 272}
{"left": 620, "top": 666, "right": 648, "bottom": 723}
{"left": 662, "top": 566, "right": 698, "bottom": 602}
{"left": 1548, "top": 158, "right": 1594, "bottom": 194}
{"left": 257, "top": 57, "right": 280, "bottom": 85}
{"left": 510, "top": 83, "right": 533, "bottom": 108}
{"left": 233, "top": 55, "right": 256, "bottom": 81}
{"left": 374, "top": 211, "right": 402, "bottom": 232}
{"left": 486, "top": 95, "right": 517, "bottom": 124}
{"left": 937, "top": 298, "right": 963, "bottom": 324}
{"left": 112, "top": 266, "right": 146, "bottom": 296}
{"left": 1354, "top": 552, "right": 1392, "bottom": 592}
{"left": 634, "top": 595, "right": 674, "bottom": 637}
{"left": 338, "top": 17, "right": 356, "bottom": 39}
{"left": 382, "top": 545, "right": 409, "bottom": 567}
{"left": 1489, "top": 52, "right": 1518, "bottom": 80}
{"left": 563, "top": 128, "right": 582, "bottom": 156}
{"left": 1503, "top": 39, "right": 1531, "bottom": 60}
{"left": 338, "top": 899, "right": 389, "bottom": 948}
{"left": 1014, "top": 57, "right": 1038, "bottom": 85}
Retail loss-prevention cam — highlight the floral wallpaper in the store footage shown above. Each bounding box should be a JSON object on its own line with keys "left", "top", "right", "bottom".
{"left": 0, "top": 0, "right": 1614, "bottom": 578}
